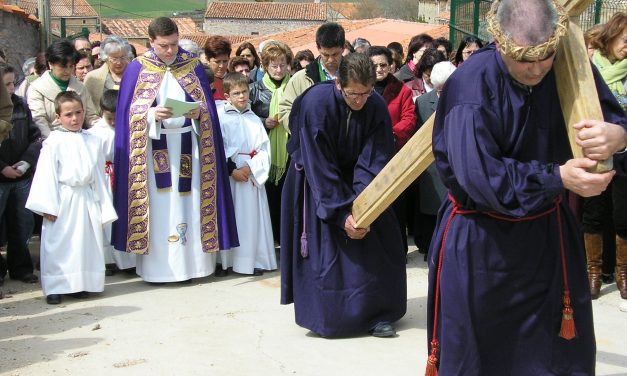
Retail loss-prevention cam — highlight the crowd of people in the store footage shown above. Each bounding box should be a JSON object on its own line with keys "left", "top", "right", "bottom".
{"left": 1, "top": 1, "right": 627, "bottom": 373}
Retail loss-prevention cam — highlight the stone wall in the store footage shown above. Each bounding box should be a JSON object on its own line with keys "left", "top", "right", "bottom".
{"left": 0, "top": 11, "right": 40, "bottom": 81}
{"left": 203, "top": 19, "right": 323, "bottom": 36}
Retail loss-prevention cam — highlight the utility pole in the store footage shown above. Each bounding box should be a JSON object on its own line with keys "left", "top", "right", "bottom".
{"left": 37, "top": 0, "right": 51, "bottom": 49}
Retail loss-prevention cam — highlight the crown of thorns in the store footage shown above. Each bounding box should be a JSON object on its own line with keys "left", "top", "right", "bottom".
{"left": 487, "top": 0, "right": 569, "bottom": 61}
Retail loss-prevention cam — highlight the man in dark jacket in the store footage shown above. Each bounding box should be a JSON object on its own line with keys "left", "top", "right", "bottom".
{"left": 0, "top": 64, "right": 42, "bottom": 285}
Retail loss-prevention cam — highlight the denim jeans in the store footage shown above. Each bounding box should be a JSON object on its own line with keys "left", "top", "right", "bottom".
{"left": 0, "top": 177, "right": 35, "bottom": 279}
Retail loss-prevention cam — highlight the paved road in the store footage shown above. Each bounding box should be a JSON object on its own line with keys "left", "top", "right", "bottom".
{"left": 1, "top": 247, "right": 626, "bottom": 375}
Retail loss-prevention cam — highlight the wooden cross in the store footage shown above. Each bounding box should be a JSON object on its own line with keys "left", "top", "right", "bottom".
{"left": 352, "top": 0, "right": 607, "bottom": 228}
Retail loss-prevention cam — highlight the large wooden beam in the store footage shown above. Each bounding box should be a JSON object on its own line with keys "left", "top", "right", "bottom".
{"left": 561, "top": 0, "right": 593, "bottom": 16}
{"left": 352, "top": 0, "right": 608, "bottom": 228}
{"left": 353, "top": 116, "right": 434, "bottom": 228}
{"left": 555, "top": 16, "right": 613, "bottom": 172}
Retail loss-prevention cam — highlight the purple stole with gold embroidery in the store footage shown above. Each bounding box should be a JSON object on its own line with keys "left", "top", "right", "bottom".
{"left": 152, "top": 119, "right": 193, "bottom": 193}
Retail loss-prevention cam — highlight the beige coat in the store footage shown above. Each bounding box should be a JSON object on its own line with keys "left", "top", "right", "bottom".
{"left": 277, "top": 67, "right": 315, "bottom": 134}
{"left": 27, "top": 71, "right": 100, "bottom": 138}
{"left": 0, "top": 80, "right": 12, "bottom": 143}
{"left": 83, "top": 64, "right": 110, "bottom": 110}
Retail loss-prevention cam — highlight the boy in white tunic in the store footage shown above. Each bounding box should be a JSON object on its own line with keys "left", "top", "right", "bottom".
{"left": 86, "top": 89, "right": 136, "bottom": 275}
{"left": 217, "top": 73, "right": 276, "bottom": 276}
{"left": 26, "top": 92, "right": 117, "bottom": 304}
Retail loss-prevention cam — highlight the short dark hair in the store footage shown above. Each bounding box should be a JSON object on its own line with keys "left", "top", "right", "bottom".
{"left": 222, "top": 72, "right": 249, "bottom": 94}
{"left": 416, "top": 48, "right": 446, "bottom": 78}
{"left": 406, "top": 34, "right": 434, "bottom": 64}
{"left": 295, "top": 49, "right": 314, "bottom": 63}
{"left": 337, "top": 53, "right": 375, "bottom": 88}
{"left": 148, "top": 17, "right": 179, "bottom": 40}
{"left": 0, "top": 63, "right": 15, "bottom": 78}
{"left": 46, "top": 39, "right": 80, "bottom": 67}
{"left": 433, "top": 37, "right": 453, "bottom": 58}
{"left": 100, "top": 89, "right": 118, "bottom": 113}
{"left": 204, "top": 36, "right": 232, "bottom": 59}
{"left": 54, "top": 91, "right": 83, "bottom": 115}
{"left": 316, "top": 22, "right": 345, "bottom": 49}
{"left": 386, "top": 42, "right": 404, "bottom": 58}
{"left": 228, "top": 56, "right": 251, "bottom": 72}
{"left": 34, "top": 52, "right": 47, "bottom": 75}
{"left": 235, "top": 42, "right": 260, "bottom": 68}
{"left": 367, "top": 46, "right": 392, "bottom": 65}
{"left": 77, "top": 49, "right": 92, "bottom": 63}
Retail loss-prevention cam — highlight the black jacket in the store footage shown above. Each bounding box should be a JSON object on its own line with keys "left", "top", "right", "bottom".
{"left": 249, "top": 79, "right": 272, "bottom": 126}
{"left": 0, "top": 94, "right": 42, "bottom": 182}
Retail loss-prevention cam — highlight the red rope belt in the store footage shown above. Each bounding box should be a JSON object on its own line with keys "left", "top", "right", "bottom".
{"left": 425, "top": 193, "right": 576, "bottom": 376}
{"left": 238, "top": 150, "right": 257, "bottom": 158}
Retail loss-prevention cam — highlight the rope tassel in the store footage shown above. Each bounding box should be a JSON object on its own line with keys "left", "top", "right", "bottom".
{"left": 559, "top": 291, "right": 577, "bottom": 340}
{"left": 425, "top": 339, "right": 439, "bottom": 376}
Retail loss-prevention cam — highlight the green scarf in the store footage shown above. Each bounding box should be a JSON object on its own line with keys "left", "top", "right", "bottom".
{"left": 262, "top": 72, "right": 290, "bottom": 185}
{"left": 592, "top": 51, "right": 627, "bottom": 96}
{"left": 49, "top": 72, "right": 69, "bottom": 92}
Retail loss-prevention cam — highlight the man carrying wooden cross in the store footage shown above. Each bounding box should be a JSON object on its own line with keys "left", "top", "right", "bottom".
{"left": 424, "top": 0, "right": 627, "bottom": 374}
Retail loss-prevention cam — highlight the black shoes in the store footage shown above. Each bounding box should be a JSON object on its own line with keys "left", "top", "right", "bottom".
{"left": 46, "top": 294, "right": 62, "bottom": 304}
{"left": 214, "top": 268, "right": 229, "bottom": 277}
{"left": 253, "top": 268, "right": 264, "bottom": 276}
{"left": 370, "top": 322, "right": 396, "bottom": 337}
{"left": 0, "top": 275, "right": 4, "bottom": 286}
{"left": 18, "top": 273, "right": 39, "bottom": 284}
{"left": 69, "top": 291, "right": 90, "bottom": 299}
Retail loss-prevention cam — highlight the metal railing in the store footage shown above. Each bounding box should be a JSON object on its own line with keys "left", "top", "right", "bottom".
{"left": 448, "top": 0, "right": 627, "bottom": 47}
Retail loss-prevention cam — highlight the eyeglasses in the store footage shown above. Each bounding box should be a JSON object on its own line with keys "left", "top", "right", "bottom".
{"left": 373, "top": 62, "right": 389, "bottom": 69}
{"left": 108, "top": 56, "right": 129, "bottom": 63}
{"left": 342, "top": 88, "right": 373, "bottom": 100}
{"left": 267, "top": 63, "right": 287, "bottom": 70}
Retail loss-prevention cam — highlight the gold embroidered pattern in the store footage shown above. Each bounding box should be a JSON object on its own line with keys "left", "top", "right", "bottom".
{"left": 152, "top": 150, "right": 171, "bottom": 173}
{"left": 125, "top": 50, "right": 219, "bottom": 254}
{"left": 180, "top": 154, "right": 192, "bottom": 178}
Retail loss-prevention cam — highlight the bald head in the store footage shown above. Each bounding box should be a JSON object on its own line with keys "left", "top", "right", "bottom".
{"left": 496, "top": 0, "right": 558, "bottom": 46}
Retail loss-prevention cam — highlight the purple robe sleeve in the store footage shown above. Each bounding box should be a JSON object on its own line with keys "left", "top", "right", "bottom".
{"left": 437, "top": 104, "right": 564, "bottom": 217}
{"left": 296, "top": 86, "right": 394, "bottom": 228}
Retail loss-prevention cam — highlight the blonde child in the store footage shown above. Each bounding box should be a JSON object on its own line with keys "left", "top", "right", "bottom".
{"left": 86, "top": 89, "right": 136, "bottom": 275}
{"left": 216, "top": 73, "right": 275, "bottom": 276}
{"left": 26, "top": 91, "right": 117, "bottom": 304}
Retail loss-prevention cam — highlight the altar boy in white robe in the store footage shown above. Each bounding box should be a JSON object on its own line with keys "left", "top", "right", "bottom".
{"left": 26, "top": 92, "right": 117, "bottom": 305}
{"left": 86, "top": 89, "right": 136, "bottom": 275}
{"left": 217, "top": 73, "right": 276, "bottom": 276}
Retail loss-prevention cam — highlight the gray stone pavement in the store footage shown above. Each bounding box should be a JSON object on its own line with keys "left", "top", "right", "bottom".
{"left": 1, "top": 245, "right": 626, "bottom": 375}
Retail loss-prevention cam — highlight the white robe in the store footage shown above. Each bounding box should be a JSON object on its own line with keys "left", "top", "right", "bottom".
{"left": 25, "top": 130, "right": 117, "bottom": 295}
{"left": 86, "top": 119, "right": 136, "bottom": 270}
{"left": 217, "top": 103, "right": 276, "bottom": 274}
{"left": 137, "top": 70, "right": 216, "bottom": 282}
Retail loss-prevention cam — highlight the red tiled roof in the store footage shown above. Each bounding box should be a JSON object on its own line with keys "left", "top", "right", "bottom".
{"left": 231, "top": 18, "right": 383, "bottom": 53}
{"left": 205, "top": 1, "right": 328, "bottom": 21}
{"left": 102, "top": 17, "right": 199, "bottom": 39}
{"left": 89, "top": 32, "right": 148, "bottom": 55}
{"left": 329, "top": 2, "right": 358, "bottom": 19}
{"left": 0, "top": 1, "right": 40, "bottom": 24}
{"left": 181, "top": 34, "right": 251, "bottom": 49}
{"left": 17, "top": 0, "right": 97, "bottom": 18}
{"left": 230, "top": 18, "right": 448, "bottom": 57}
